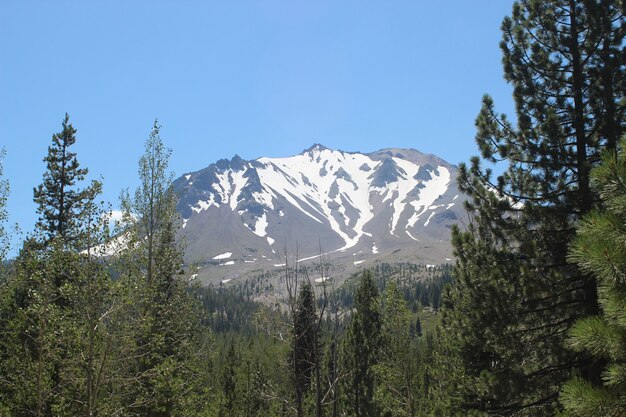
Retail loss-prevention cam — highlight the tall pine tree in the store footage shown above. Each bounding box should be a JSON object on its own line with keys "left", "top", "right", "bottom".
{"left": 560, "top": 138, "right": 626, "bottom": 416}
{"left": 439, "top": 1, "right": 625, "bottom": 415}
{"left": 342, "top": 271, "right": 382, "bottom": 417}
{"left": 292, "top": 282, "right": 318, "bottom": 417}
{"left": 34, "top": 113, "right": 101, "bottom": 248}
{"left": 0, "top": 115, "right": 117, "bottom": 416}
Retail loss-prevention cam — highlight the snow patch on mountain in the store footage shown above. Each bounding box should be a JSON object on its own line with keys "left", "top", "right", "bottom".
{"left": 251, "top": 213, "right": 268, "bottom": 238}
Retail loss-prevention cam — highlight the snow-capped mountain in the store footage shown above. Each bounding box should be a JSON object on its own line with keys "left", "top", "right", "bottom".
{"left": 174, "top": 144, "right": 464, "bottom": 278}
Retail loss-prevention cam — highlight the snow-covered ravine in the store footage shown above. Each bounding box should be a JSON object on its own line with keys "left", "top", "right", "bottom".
{"left": 177, "top": 145, "right": 457, "bottom": 260}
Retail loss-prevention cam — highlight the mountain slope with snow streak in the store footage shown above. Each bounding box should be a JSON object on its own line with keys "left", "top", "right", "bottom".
{"left": 174, "top": 145, "right": 464, "bottom": 278}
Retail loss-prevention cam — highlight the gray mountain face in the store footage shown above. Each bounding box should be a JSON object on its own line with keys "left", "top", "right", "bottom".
{"left": 174, "top": 145, "right": 465, "bottom": 283}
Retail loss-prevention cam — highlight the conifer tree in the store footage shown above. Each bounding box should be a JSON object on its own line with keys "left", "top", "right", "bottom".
{"left": 560, "top": 138, "right": 626, "bottom": 416}
{"left": 34, "top": 113, "right": 101, "bottom": 248}
{"left": 0, "top": 116, "right": 115, "bottom": 416}
{"left": 342, "top": 271, "right": 381, "bottom": 417}
{"left": 439, "top": 0, "right": 625, "bottom": 415}
{"left": 221, "top": 342, "right": 238, "bottom": 417}
{"left": 292, "top": 282, "right": 318, "bottom": 417}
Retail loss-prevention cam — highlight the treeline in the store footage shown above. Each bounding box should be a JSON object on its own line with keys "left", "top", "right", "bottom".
{"left": 194, "top": 285, "right": 259, "bottom": 334}
{"left": 335, "top": 263, "right": 453, "bottom": 311}
{"left": 197, "top": 265, "right": 453, "bottom": 416}
{"left": 209, "top": 270, "right": 441, "bottom": 417}
{"left": 194, "top": 262, "right": 452, "bottom": 336}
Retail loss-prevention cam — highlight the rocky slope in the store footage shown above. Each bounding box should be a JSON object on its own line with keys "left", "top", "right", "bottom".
{"left": 174, "top": 144, "right": 465, "bottom": 284}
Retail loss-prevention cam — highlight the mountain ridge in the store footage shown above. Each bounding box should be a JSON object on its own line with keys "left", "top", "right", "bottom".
{"left": 174, "top": 144, "right": 464, "bottom": 284}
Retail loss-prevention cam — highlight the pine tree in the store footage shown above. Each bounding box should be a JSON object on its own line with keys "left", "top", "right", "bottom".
{"left": 342, "top": 271, "right": 382, "bottom": 417}
{"left": 292, "top": 282, "right": 318, "bottom": 417}
{"left": 221, "top": 342, "right": 238, "bottom": 417}
{"left": 560, "top": 138, "right": 626, "bottom": 416}
{"left": 439, "top": 0, "right": 625, "bottom": 415}
{"left": 0, "top": 117, "right": 115, "bottom": 416}
{"left": 33, "top": 113, "right": 101, "bottom": 248}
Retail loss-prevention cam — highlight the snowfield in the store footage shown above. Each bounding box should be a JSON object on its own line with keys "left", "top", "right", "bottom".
{"left": 176, "top": 145, "right": 460, "bottom": 261}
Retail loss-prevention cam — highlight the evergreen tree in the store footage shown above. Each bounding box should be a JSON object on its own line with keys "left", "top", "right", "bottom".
{"left": 342, "top": 271, "right": 381, "bottom": 417}
{"left": 221, "top": 342, "right": 238, "bottom": 417}
{"left": 0, "top": 117, "right": 115, "bottom": 416}
{"left": 33, "top": 113, "right": 101, "bottom": 248}
{"left": 376, "top": 282, "right": 418, "bottom": 417}
{"left": 292, "top": 282, "right": 318, "bottom": 417}
{"left": 560, "top": 139, "right": 626, "bottom": 416}
{"left": 439, "top": 0, "right": 625, "bottom": 415}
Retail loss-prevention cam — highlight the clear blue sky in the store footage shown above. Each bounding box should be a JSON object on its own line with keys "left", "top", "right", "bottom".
{"left": 0, "top": 1, "right": 515, "bottom": 247}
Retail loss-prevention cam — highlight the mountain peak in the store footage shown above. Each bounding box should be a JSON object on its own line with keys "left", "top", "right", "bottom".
{"left": 302, "top": 143, "right": 330, "bottom": 154}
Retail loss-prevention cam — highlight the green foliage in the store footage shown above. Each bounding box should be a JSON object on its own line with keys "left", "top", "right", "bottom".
{"left": 0, "top": 117, "right": 213, "bottom": 416}
{"left": 437, "top": 1, "right": 626, "bottom": 415}
{"left": 33, "top": 114, "right": 102, "bottom": 248}
{"left": 375, "top": 282, "right": 418, "bottom": 417}
{"left": 338, "top": 262, "right": 453, "bottom": 312}
{"left": 560, "top": 140, "right": 626, "bottom": 417}
{"left": 292, "top": 282, "right": 318, "bottom": 415}
{"left": 117, "top": 120, "right": 208, "bottom": 416}
{"left": 193, "top": 284, "right": 260, "bottom": 334}
{"left": 342, "top": 270, "right": 382, "bottom": 417}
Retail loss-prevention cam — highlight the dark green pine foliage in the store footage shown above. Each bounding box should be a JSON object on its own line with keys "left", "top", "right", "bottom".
{"left": 220, "top": 342, "right": 238, "bottom": 417}
{"left": 292, "top": 282, "right": 318, "bottom": 417}
{"left": 33, "top": 113, "right": 101, "bottom": 248}
{"left": 440, "top": 0, "right": 625, "bottom": 415}
{"left": 560, "top": 139, "right": 626, "bottom": 416}
{"left": 343, "top": 271, "right": 382, "bottom": 417}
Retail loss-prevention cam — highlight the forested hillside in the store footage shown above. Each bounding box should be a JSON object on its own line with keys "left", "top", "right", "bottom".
{"left": 0, "top": 0, "right": 624, "bottom": 416}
